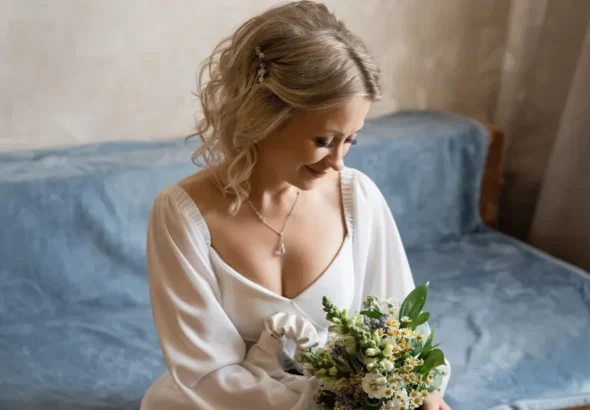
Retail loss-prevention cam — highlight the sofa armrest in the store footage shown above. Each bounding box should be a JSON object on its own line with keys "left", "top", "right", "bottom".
{"left": 478, "top": 121, "right": 506, "bottom": 229}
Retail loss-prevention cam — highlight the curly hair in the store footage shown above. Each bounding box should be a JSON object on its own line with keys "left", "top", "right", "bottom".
{"left": 187, "top": 1, "right": 381, "bottom": 214}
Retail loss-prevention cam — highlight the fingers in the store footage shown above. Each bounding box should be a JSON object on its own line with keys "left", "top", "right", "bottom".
{"left": 421, "top": 401, "right": 436, "bottom": 410}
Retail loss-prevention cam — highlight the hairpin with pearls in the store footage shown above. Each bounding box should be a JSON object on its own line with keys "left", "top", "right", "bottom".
{"left": 255, "top": 46, "right": 266, "bottom": 83}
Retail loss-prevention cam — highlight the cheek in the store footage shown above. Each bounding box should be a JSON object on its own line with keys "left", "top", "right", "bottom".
{"left": 290, "top": 143, "right": 326, "bottom": 164}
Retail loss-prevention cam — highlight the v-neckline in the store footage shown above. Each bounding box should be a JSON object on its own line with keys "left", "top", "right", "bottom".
{"left": 209, "top": 233, "right": 351, "bottom": 302}
{"left": 175, "top": 168, "right": 355, "bottom": 302}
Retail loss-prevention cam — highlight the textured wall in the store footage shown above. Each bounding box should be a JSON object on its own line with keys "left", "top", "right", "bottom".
{"left": 0, "top": 0, "right": 510, "bottom": 152}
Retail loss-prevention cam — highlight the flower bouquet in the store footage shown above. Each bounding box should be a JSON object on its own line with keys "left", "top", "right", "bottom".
{"left": 297, "top": 283, "right": 447, "bottom": 410}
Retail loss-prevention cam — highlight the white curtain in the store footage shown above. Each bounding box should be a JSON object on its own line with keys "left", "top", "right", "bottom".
{"left": 494, "top": 0, "right": 590, "bottom": 270}
{"left": 528, "top": 23, "right": 590, "bottom": 271}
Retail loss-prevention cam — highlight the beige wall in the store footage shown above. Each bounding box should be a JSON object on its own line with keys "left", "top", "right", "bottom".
{"left": 0, "top": 0, "right": 510, "bottom": 152}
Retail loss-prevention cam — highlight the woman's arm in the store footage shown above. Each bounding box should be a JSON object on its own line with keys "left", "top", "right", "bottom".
{"left": 146, "top": 189, "right": 315, "bottom": 410}
{"left": 353, "top": 170, "right": 452, "bottom": 399}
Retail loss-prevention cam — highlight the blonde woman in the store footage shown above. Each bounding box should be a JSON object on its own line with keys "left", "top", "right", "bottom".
{"left": 142, "top": 2, "right": 451, "bottom": 409}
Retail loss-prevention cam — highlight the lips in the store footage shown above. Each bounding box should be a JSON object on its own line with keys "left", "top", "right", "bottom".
{"left": 306, "top": 166, "right": 328, "bottom": 178}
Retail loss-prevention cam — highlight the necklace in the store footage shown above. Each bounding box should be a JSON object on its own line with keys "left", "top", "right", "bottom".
{"left": 247, "top": 191, "right": 300, "bottom": 256}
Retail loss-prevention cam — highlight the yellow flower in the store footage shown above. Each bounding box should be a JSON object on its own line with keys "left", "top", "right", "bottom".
{"left": 387, "top": 357, "right": 394, "bottom": 362}
{"left": 388, "top": 329, "right": 395, "bottom": 336}
{"left": 416, "top": 334, "right": 425, "bottom": 340}
{"left": 390, "top": 309, "right": 396, "bottom": 315}
{"left": 401, "top": 316, "right": 411, "bottom": 323}
{"left": 377, "top": 329, "right": 384, "bottom": 337}
{"left": 421, "top": 390, "right": 429, "bottom": 398}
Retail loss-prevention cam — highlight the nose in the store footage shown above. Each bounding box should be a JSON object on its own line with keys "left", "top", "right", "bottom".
{"left": 325, "top": 145, "right": 345, "bottom": 171}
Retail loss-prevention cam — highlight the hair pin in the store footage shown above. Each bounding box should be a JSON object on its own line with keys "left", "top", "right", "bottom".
{"left": 255, "top": 46, "right": 266, "bottom": 83}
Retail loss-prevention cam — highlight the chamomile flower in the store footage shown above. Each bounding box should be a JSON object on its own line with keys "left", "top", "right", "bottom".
{"left": 361, "top": 373, "right": 394, "bottom": 399}
{"left": 401, "top": 329, "right": 415, "bottom": 339}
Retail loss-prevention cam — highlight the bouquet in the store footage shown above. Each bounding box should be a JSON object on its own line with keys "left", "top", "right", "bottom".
{"left": 297, "top": 283, "right": 447, "bottom": 410}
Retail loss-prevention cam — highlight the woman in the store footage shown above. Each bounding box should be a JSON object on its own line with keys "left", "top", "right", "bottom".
{"left": 141, "top": 2, "right": 451, "bottom": 409}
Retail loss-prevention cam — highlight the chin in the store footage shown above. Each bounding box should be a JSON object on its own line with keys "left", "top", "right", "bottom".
{"left": 291, "top": 166, "right": 328, "bottom": 190}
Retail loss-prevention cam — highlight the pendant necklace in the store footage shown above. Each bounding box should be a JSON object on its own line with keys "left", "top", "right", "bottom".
{"left": 247, "top": 191, "right": 300, "bottom": 256}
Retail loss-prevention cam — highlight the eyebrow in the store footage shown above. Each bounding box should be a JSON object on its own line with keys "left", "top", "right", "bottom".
{"left": 319, "top": 126, "right": 364, "bottom": 137}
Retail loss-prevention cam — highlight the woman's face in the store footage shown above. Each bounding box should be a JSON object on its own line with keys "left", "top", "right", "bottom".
{"left": 256, "top": 96, "right": 371, "bottom": 190}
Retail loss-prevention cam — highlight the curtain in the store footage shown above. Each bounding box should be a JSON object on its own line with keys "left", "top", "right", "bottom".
{"left": 494, "top": 0, "right": 590, "bottom": 270}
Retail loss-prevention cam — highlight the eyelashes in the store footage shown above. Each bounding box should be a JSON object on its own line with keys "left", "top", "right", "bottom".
{"left": 315, "top": 138, "right": 358, "bottom": 148}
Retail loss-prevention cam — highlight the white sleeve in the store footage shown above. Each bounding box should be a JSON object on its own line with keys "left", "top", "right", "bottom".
{"left": 146, "top": 189, "right": 316, "bottom": 410}
{"left": 354, "top": 171, "right": 451, "bottom": 397}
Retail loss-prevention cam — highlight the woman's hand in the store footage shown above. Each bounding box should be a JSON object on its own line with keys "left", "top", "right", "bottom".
{"left": 422, "top": 391, "right": 452, "bottom": 410}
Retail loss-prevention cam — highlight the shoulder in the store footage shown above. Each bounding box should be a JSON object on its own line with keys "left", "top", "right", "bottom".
{"left": 151, "top": 168, "right": 219, "bottom": 215}
{"left": 149, "top": 168, "right": 221, "bottom": 237}
{"left": 342, "top": 167, "right": 384, "bottom": 203}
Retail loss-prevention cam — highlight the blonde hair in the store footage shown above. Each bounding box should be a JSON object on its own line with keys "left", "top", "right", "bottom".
{"left": 188, "top": 0, "right": 381, "bottom": 214}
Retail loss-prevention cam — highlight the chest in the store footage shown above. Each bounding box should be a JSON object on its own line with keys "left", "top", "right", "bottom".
{"left": 208, "top": 201, "right": 347, "bottom": 300}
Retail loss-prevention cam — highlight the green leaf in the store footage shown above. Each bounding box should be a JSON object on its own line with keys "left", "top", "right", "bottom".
{"left": 419, "top": 328, "right": 435, "bottom": 359}
{"left": 427, "top": 369, "right": 444, "bottom": 393}
{"left": 406, "top": 311, "right": 430, "bottom": 331}
{"left": 360, "top": 309, "right": 383, "bottom": 320}
{"left": 346, "top": 354, "right": 364, "bottom": 373}
{"left": 412, "top": 312, "right": 430, "bottom": 328}
{"left": 333, "top": 356, "right": 351, "bottom": 374}
{"left": 399, "top": 283, "right": 429, "bottom": 327}
{"left": 422, "top": 348, "right": 446, "bottom": 372}
{"left": 410, "top": 338, "right": 423, "bottom": 356}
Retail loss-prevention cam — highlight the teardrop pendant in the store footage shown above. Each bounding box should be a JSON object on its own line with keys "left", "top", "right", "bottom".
{"left": 276, "top": 242, "right": 286, "bottom": 255}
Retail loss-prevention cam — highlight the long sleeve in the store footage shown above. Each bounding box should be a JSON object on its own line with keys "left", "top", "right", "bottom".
{"left": 352, "top": 170, "right": 451, "bottom": 397}
{"left": 146, "top": 187, "right": 317, "bottom": 410}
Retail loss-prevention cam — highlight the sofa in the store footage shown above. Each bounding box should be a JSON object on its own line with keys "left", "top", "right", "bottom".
{"left": 1, "top": 110, "right": 589, "bottom": 410}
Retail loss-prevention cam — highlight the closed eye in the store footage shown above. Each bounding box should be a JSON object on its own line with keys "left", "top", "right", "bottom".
{"left": 315, "top": 139, "right": 332, "bottom": 148}
{"left": 315, "top": 136, "right": 358, "bottom": 148}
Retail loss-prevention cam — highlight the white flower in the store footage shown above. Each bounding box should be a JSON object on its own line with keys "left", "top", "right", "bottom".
{"left": 381, "top": 359, "right": 394, "bottom": 372}
{"left": 382, "top": 389, "right": 409, "bottom": 409}
{"left": 381, "top": 400, "right": 400, "bottom": 410}
{"left": 361, "top": 373, "right": 395, "bottom": 399}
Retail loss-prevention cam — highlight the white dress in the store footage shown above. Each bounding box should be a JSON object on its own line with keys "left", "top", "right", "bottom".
{"left": 141, "top": 167, "right": 450, "bottom": 410}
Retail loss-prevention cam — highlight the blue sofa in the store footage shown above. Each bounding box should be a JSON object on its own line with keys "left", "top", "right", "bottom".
{"left": 1, "top": 111, "right": 589, "bottom": 410}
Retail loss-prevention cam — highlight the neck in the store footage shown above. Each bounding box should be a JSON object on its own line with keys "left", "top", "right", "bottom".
{"left": 248, "top": 161, "right": 297, "bottom": 206}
